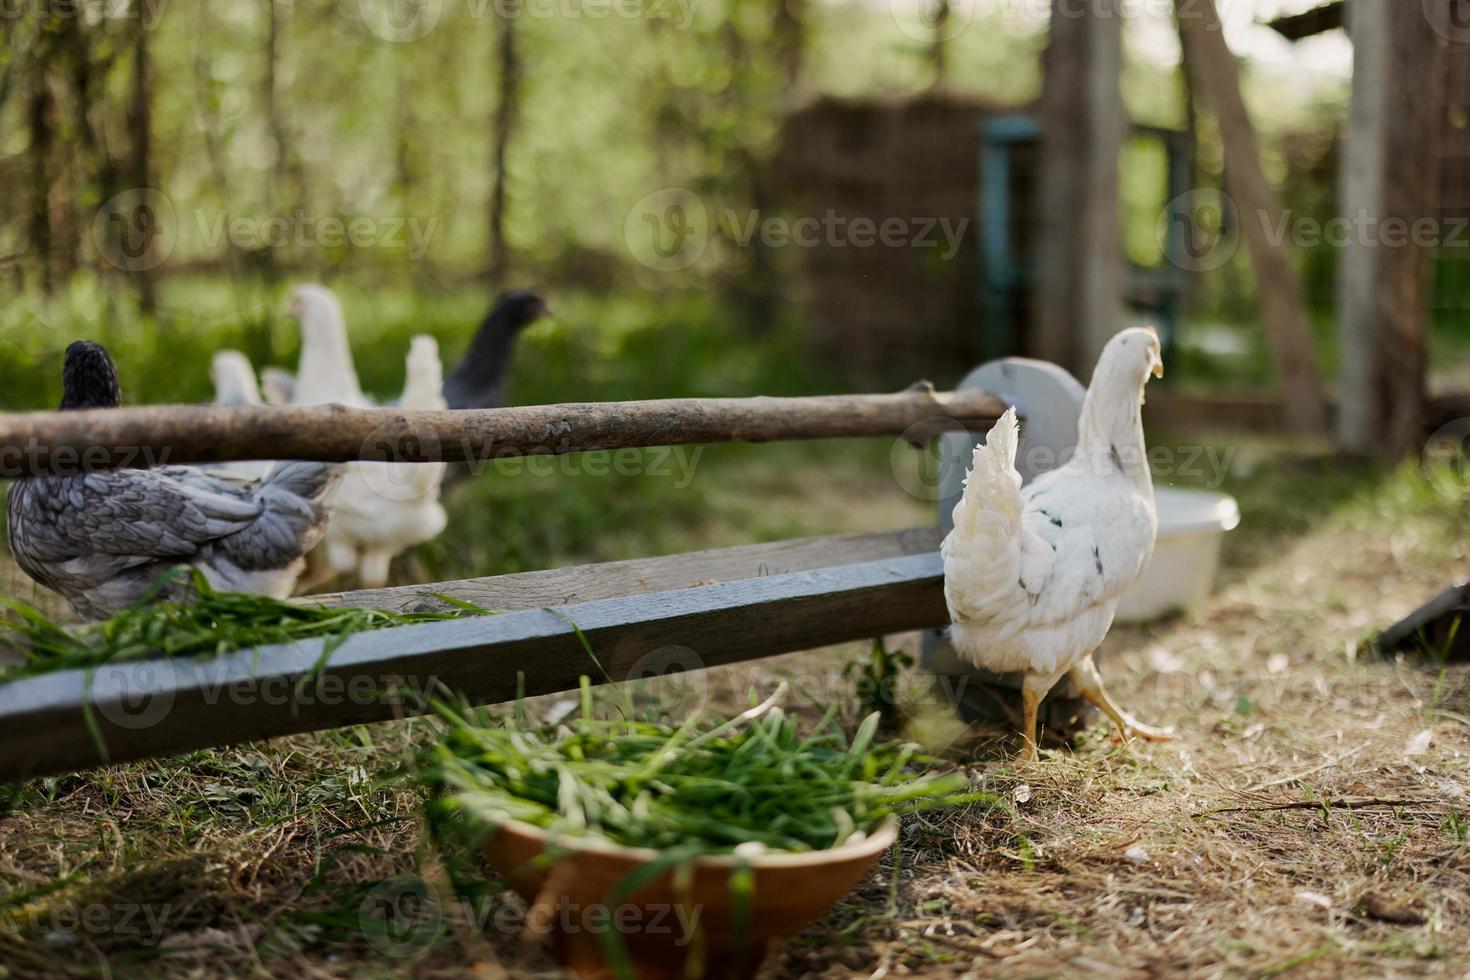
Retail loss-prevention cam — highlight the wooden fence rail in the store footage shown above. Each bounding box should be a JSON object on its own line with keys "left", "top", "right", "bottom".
{"left": 0, "top": 387, "right": 1005, "bottom": 476}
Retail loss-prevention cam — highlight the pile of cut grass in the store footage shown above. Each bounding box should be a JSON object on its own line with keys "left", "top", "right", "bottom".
{"left": 422, "top": 682, "right": 994, "bottom": 857}
{"left": 0, "top": 567, "right": 488, "bottom": 683}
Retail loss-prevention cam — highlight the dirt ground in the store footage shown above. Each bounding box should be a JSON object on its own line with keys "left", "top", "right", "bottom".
{"left": 0, "top": 447, "right": 1467, "bottom": 978}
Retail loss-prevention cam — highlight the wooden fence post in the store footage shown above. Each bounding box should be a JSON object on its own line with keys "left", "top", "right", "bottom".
{"left": 1033, "top": 0, "right": 1126, "bottom": 374}
{"left": 1176, "top": 0, "right": 1330, "bottom": 436}
{"left": 1336, "top": 0, "right": 1448, "bottom": 458}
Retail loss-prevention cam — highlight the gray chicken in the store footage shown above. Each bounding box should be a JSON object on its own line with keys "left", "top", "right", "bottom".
{"left": 6, "top": 341, "right": 341, "bottom": 621}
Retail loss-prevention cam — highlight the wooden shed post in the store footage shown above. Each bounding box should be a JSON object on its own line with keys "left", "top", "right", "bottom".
{"left": 1032, "top": 0, "right": 1126, "bottom": 374}
{"left": 1175, "top": 0, "right": 1329, "bottom": 436}
{"left": 1336, "top": 0, "right": 1448, "bottom": 458}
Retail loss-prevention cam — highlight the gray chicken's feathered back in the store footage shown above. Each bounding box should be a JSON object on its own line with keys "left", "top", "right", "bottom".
{"left": 5, "top": 341, "right": 340, "bottom": 620}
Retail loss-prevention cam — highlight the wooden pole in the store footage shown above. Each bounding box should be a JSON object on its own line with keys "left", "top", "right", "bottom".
{"left": 1033, "top": 0, "right": 1125, "bottom": 374}
{"left": 1175, "top": 0, "right": 1329, "bottom": 436}
{"left": 1336, "top": 0, "right": 1446, "bottom": 458}
{"left": 0, "top": 387, "right": 1008, "bottom": 477}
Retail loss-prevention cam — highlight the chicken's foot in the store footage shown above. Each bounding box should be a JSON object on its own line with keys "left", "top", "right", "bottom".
{"left": 1068, "top": 657, "right": 1175, "bottom": 743}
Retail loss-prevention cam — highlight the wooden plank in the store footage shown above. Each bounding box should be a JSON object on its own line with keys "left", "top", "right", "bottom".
{"left": 0, "top": 552, "right": 949, "bottom": 780}
{"left": 312, "top": 527, "right": 945, "bottom": 614}
{"left": 1176, "top": 0, "right": 1330, "bottom": 436}
{"left": 0, "top": 388, "right": 1007, "bottom": 477}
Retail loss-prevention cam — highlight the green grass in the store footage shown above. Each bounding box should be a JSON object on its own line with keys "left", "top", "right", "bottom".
{"left": 1, "top": 274, "right": 834, "bottom": 414}
{"left": 0, "top": 567, "right": 489, "bottom": 683}
{"left": 422, "top": 682, "right": 991, "bottom": 856}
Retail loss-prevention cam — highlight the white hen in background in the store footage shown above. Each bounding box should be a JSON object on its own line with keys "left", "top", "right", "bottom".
{"left": 942, "top": 327, "right": 1174, "bottom": 760}
{"left": 206, "top": 350, "right": 275, "bottom": 482}
{"left": 286, "top": 284, "right": 449, "bottom": 588}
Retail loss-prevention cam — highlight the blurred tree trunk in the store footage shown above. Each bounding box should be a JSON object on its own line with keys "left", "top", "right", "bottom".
{"left": 26, "top": 57, "right": 55, "bottom": 295}
{"left": 772, "top": 0, "right": 806, "bottom": 97}
{"left": 709, "top": 0, "right": 791, "bottom": 333}
{"left": 930, "top": 0, "right": 950, "bottom": 87}
{"left": 1032, "top": 0, "right": 1124, "bottom": 374}
{"left": 262, "top": 0, "right": 288, "bottom": 280}
{"left": 194, "top": 4, "right": 234, "bottom": 235}
{"left": 1175, "top": 0, "right": 1327, "bottom": 436}
{"left": 128, "top": 18, "right": 158, "bottom": 314}
{"left": 62, "top": 17, "right": 120, "bottom": 281}
{"left": 1336, "top": 0, "right": 1447, "bottom": 458}
{"left": 488, "top": 12, "right": 519, "bottom": 288}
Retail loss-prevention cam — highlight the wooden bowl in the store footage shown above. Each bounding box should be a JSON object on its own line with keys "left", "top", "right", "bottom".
{"left": 482, "top": 817, "right": 899, "bottom": 980}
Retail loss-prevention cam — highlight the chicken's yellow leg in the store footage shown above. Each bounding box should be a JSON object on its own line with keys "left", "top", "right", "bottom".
{"left": 1069, "top": 657, "right": 1175, "bottom": 743}
{"left": 1019, "top": 671, "right": 1055, "bottom": 762}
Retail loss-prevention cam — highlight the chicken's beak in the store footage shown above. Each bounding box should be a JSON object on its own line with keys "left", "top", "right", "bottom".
{"left": 1151, "top": 354, "right": 1164, "bottom": 380}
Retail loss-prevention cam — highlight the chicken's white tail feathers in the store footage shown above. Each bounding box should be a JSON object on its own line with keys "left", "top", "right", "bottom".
{"left": 942, "top": 407, "right": 1026, "bottom": 642}
{"left": 211, "top": 350, "right": 262, "bottom": 406}
{"left": 951, "top": 407, "right": 1022, "bottom": 534}
{"left": 400, "top": 335, "right": 447, "bottom": 411}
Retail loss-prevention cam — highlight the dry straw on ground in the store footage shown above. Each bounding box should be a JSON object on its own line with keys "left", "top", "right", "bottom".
{"left": 0, "top": 451, "right": 1466, "bottom": 978}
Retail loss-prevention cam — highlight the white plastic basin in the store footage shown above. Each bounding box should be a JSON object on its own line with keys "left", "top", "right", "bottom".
{"left": 1115, "top": 486, "right": 1241, "bottom": 622}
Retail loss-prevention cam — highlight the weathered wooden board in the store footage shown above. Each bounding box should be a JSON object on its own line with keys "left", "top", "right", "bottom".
{"left": 313, "top": 527, "right": 944, "bottom": 614}
{"left": 0, "top": 388, "right": 1006, "bottom": 476}
{"left": 0, "top": 550, "right": 948, "bottom": 780}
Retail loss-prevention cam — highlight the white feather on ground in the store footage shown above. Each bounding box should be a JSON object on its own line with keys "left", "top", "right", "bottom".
{"left": 941, "top": 327, "right": 1173, "bottom": 759}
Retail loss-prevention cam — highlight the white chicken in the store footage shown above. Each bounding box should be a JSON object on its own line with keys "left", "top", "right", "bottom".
{"left": 206, "top": 350, "right": 274, "bottom": 482}
{"left": 285, "top": 284, "right": 448, "bottom": 589}
{"left": 942, "top": 327, "right": 1174, "bottom": 760}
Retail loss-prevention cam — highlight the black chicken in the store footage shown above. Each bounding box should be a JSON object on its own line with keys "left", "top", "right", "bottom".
{"left": 442, "top": 291, "right": 549, "bottom": 411}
